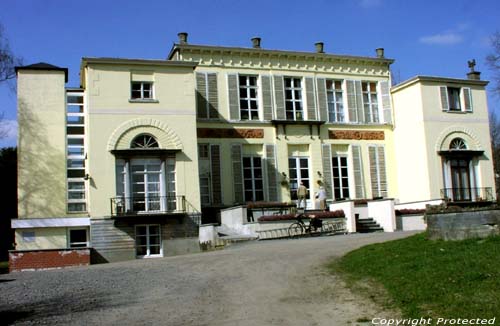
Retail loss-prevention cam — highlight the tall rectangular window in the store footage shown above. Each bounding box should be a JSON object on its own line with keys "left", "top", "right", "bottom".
{"left": 447, "top": 87, "right": 461, "bottom": 111}
{"left": 131, "top": 81, "right": 153, "bottom": 100}
{"left": 284, "top": 77, "right": 303, "bottom": 120}
{"left": 243, "top": 157, "right": 264, "bottom": 202}
{"left": 362, "top": 82, "right": 379, "bottom": 123}
{"left": 326, "top": 80, "right": 344, "bottom": 122}
{"left": 332, "top": 156, "right": 350, "bottom": 200}
{"left": 200, "top": 176, "right": 211, "bottom": 206}
{"left": 239, "top": 75, "right": 259, "bottom": 120}
{"left": 288, "top": 157, "right": 309, "bottom": 200}
{"left": 66, "top": 91, "right": 86, "bottom": 213}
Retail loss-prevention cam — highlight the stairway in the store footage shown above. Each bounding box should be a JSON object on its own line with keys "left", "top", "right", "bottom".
{"left": 356, "top": 218, "right": 384, "bottom": 233}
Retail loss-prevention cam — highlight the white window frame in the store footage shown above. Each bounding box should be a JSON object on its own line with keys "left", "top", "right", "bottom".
{"left": 362, "top": 81, "right": 379, "bottom": 123}
{"left": 326, "top": 79, "right": 345, "bottom": 123}
{"left": 332, "top": 156, "right": 350, "bottom": 199}
{"left": 284, "top": 77, "right": 304, "bottom": 121}
{"left": 67, "top": 227, "right": 89, "bottom": 248}
{"left": 243, "top": 156, "right": 264, "bottom": 202}
{"left": 238, "top": 75, "right": 260, "bottom": 121}
{"left": 22, "top": 231, "right": 36, "bottom": 243}
{"left": 135, "top": 224, "right": 162, "bottom": 258}
{"left": 288, "top": 157, "right": 310, "bottom": 200}
{"left": 199, "top": 175, "right": 211, "bottom": 206}
{"left": 131, "top": 81, "right": 154, "bottom": 100}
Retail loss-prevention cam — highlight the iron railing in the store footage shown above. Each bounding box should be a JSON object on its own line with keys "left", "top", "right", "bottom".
{"left": 110, "top": 195, "right": 186, "bottom": 216}
{"left": 440, "top": 187, "right": 494, "bottom": 203}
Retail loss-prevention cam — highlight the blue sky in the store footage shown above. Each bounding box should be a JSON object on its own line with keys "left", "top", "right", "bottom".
{"left": 0, "top": 0, "right": 499, "bottom": 147}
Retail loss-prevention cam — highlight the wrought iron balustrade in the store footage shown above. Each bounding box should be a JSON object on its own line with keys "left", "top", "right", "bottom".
{"left": 440, "top": 187, "right": 493, "bottom": 203}
{"left": 110, "top": 195, "right": 186, "bottom": 216}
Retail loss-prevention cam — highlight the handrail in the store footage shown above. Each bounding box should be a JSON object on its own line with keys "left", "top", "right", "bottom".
{"left": 110, "top": 195, "right": 186, "bottom": 216}
{"left": 440, "top": 187, "right": 494, "bottom": 202}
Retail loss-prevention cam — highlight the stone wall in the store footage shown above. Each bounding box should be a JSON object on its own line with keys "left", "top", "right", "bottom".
{"left": 427, "top": 209, "right": 500, "bottom": 240}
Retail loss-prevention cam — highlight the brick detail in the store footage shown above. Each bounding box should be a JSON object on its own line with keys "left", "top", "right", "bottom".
{"left": 329, "top": 130, "right": 385, "bottom": 140}
{"left": 9, "top": 249, "right": 90, "bottom": 272}
{"left": 197, "top": 128, "right": 264, "bottom": 139}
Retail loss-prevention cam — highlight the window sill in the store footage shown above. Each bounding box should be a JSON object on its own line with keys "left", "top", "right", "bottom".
{"left": 129, "top": 99, "right": 159, "bottom": 103}
{"left": 443, "top": 110, "right": 472, "bottom": 114}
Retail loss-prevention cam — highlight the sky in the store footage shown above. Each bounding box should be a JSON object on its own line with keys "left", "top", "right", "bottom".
{"left": 0, "top": 0, "right": 499, "bottom": 147}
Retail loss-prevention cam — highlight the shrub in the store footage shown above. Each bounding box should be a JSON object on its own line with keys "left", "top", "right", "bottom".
{"left": 395, "top": 208, "right": 426, "bottom": 216}
{"left": 258, "top": 209, "right": 345, "bottom": 222}
{"left": 246, "top": 201, "right": 294, "bottom": 209}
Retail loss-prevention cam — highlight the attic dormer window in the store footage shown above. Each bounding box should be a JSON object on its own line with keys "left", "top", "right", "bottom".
{"left": 449, "top": 138, "right": 467, "bottom": 150}
{"left": 131, "top": 134, "right": 159, "bottom": 149}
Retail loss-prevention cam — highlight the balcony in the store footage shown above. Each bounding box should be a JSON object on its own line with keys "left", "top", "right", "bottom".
{"left": 110, "top": 195, "right": 186, "bottom": 217}
{"left": 441, "top": 188, "right": 494, "bottom": 204}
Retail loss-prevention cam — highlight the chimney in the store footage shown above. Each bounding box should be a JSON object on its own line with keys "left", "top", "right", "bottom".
{"left": 251, "top": 37, "right": 261, "bottom": 48}
{"left": 178, "top": 32, "right": 188, "bottom": 44}
{"left": 315, "top": 42, "right": 324, "bottom": 53}
{"left": 376, "top": 48, "right": 385, "bottom": 58}
{"left": 467, "top": 59, "right": 481, "bottom": 80}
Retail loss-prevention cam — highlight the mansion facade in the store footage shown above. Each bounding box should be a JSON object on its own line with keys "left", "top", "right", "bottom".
{"left": 10, "top": 33, "right": 495, "bottom": 268}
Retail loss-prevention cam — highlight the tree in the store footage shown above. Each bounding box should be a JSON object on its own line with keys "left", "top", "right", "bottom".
{"left": 0, "top": 23, "right": 22, "bottom": 83}
{"left": 486, "top": 32, "right": 500, "bottom": 95}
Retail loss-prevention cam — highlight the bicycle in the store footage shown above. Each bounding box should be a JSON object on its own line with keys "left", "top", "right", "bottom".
{"left": 287, "top": 214, "right": 323, "bottom": 238}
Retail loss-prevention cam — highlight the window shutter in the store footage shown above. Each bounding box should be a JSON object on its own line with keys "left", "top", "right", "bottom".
{"left": 369, "top": 146, "right": 388, "bottom": 198}
{"left": 440, "top": 86, "right": 449, "bottom": 111}
{"left": 265, "top": 144, "right": 278, "bottom": 201}
{"left": 210, "top": 145, "right": 222, "bottom": 204}
{"left": 231, "top": 144, "right": 243, "bottom": 203}
{"left": 351, "top": 145, "right": 365, "bottom": 199}
{"left": 316, "top": 78, "right": 328, "bottom": 121}
{"left": 463, "top": 87, "right": 473, "bottom": 112}
{"left": 207, "top": 73, "right": 219, "bottom": 119}
{"left": 227, "top": 74, "right": 240, "bottom": 120}
{"left": 321, "top": 144, "right": 333, "bottom": 200}
{"left": 261, "top": 75, "right": 274, "bottom": 120}
{"left": 355, "top": 80, "right": 364, "bottom": 123}
{"left": 273, "top": 75, "right": 285, "bottom": 120}
{"left": 196, "top": 73, "right": 208, "bottom": 119}
{"left": 305, "top": 77, "right": 317, "bottom": 120}
{"left": 346, "top": 80, "right": 358, "bottom": 123}
{"left": 380, "top": 81, "right": 392, "bottom": 124}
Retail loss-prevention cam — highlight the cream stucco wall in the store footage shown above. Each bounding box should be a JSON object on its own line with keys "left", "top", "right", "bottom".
{"left": 15, "top": 228, "right": 67, "bottom": 250}
{"left": 17, "top": 70, "right": 68, "bottom": 218}
{"left": 83, "top": 63, "right": 201, "bottom": 217}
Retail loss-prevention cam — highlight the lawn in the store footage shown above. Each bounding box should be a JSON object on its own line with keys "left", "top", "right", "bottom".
{"left": 330, "top": 233, "right": 500, "bottom": 320}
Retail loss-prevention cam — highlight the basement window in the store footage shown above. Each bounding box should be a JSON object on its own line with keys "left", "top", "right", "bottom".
{"left": 68, "top": 228, "right": 89, "bottom": 248}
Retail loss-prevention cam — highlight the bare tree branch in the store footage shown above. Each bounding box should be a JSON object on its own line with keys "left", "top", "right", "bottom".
{"left": 486, "top": 31, "right": 500, "bottom": 96}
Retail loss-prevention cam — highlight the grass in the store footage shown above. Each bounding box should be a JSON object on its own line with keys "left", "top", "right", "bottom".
{"left": 0, "top": 261, "right": 8, "bottom": 274}
{"left": 330, "top": 233, "right": 500, "bottom": 320}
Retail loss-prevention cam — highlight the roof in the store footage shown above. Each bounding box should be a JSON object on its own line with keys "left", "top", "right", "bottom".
{"left": 392, "top": 75, "right": 489, "bottom": 93}
{"left": 167, "top": 43, "right": 395, "bottom": 66}
{"left": 15, "top": 62, "right": 68, "bottom": 82}
{"left": 81, "top": 57, "right": 198, "bottom": 68}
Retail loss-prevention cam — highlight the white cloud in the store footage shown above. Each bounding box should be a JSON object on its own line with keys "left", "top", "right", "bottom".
{"left": 0, "top": 119, "right": 17, "bottom": 148}
{"left": 419, "top": 32, "right": 463, "bottom": 45}
{"left": 359, "top": 0, "right": 382, "bottom": 8}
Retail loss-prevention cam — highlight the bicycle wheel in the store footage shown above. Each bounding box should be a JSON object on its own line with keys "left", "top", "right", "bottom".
{"left": 288, "top": 222, "right": 304, "bottom": 238}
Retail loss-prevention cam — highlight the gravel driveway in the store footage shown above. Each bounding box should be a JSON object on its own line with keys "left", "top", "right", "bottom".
{"left": 0, "top": 232, "right": 417, "bottom": 325}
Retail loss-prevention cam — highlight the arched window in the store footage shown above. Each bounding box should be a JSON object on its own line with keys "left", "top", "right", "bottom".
{"left": 131, "top": 134, "right": 159, "bottom": 149}
{"left": 449, "top": 138, "right": 467, "bottom": 150}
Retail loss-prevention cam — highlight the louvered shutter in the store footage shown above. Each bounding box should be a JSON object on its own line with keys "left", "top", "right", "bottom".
{"left": 463, "top": 87, "right": 473, "bottom": 112}
{"left": 261, "top": 75, "right": 274, "bottom": 120}
{"left": 316, "top": 78, "right": 328, "bottom": 121}
{"left": 305, "top": 77, "right": 317, "bottom": 120}
{"left": 231, "top": 144, "right": 243, "bottom": 203}
{"left": 210, "top": 145, "right": 222, "bottom": 204}
{"left": 207, "top": 73, "right": 219, "bottom": 119}
{"left": 196, "top": 73, "right": 208, "bottom": 119}
{"left": 227, "top": 74, "right": 240, "bottom": 120}
{"left": 346, "top": 80, "right": 358, "bottom": 123}
{"left": 377, "top": 146, "right": 388, "bottom": 197}
{"left": 440, "top": 86, "right": 449, "bottom": 111}
{"left": 351, "top": 145, "right": 365, "bottom": 199}
{"left": 369, "top": 146, "right": 388, "bottom": 198}
{"left": 380, "top": 81, "right": 392, "bottom": 124}
{"left": 273, "top": 75, "right": 285, "bottom": 120}
{"left": 355, "top": 80, "right": 364, "bottom": 123}
{"left": 321, "top": 144, "right": 333, "bottom": 200}
{"left": 265, "top": 144, "right": 278, "bottom": 201}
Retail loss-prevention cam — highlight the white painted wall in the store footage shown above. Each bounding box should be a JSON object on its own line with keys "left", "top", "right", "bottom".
{"left": 367, "top": 199, "right": 396, "bottom": 232}
{"left": 330, "top": 201, "right": 356, "bottom": 232}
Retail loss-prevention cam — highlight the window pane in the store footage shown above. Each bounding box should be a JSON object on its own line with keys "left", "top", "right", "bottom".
{"left": 67, "top": 105, "right": 84, "bottom": 113}
{"left": 70, "top": 229, "right": 87, "bottom": 243}
{"left": 67, "top": 96, "right": 83, "bottom": 104}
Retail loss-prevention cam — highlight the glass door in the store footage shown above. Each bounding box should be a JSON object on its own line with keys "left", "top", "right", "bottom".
{"left": 243, "top": 156, "right": 264, "bottom": 202}
{"left": 131, "top": 159, "right": 162, "bottom": 212}
{"left": 288, "top": 157, "right": 310, "bottom": 200}
{"left": 450, "top": 159, "right": 471, "bottom": 201}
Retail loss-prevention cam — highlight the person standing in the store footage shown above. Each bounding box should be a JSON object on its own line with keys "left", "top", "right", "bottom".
{"left": 297, "top": 181, "right": 307, "bottom": 209}
{"left": 316, "top": 186, "right": 327, "bottom": 211}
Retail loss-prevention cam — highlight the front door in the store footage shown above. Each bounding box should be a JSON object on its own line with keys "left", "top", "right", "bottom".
{"left": 450, "top": 159, "right": 471, "bottom": 201}
{"left": 135, "top": 224, "right": 162, "bottom": 257}
{"left": 288, "top": 157, "right": 310, "bottom": 200}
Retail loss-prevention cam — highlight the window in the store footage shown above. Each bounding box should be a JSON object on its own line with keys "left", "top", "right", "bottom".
{"left": 440, "top": 86, "right": 473, "bottom": 112}
{"left": 200, "top": 175, "right": 211, "bottom": 206}
{"left": 326, "top": 80, "right": 344, "bottom": 122}
{"left": 68, "top": 228, "right": 88, "bottom": 248}
{"left": 447, "top": 87, "right": 461, "bottom": 111}
{"left": 22, "top": 231, "right": 35, "bottom": 243}
{"left": 285, "top": 77, "right": 303, "bottom": 120}
{"left": 450, "top": 138, "right": 467, "bottom": 150}
{"left": 239, "top": 75, "right": 259, "bottom": 120}
{"left": 135, "top": 225, "right": 162, "bottom": 257}
{"left": 288, "top": 157, "right": 309, "bottom": 200}
{"left": 131, "top": 82, "right": 153, "bottom": 100}
{"left": 243, "top": 157, "right": 264, "bottom": 202}
{"left": 198, "top": 144, "right": 209, "bottom": 159}
{"left": 362, "top": 82, "right": 379, "bottom": 123}
{"left": 332, "top": 156, "right": 350, "bottom": 199}
{"left": 66, "top": 91, "right": 86, "bottom": 213}
{"left": 131, "top": 134, "right": 159, "bottom": 148}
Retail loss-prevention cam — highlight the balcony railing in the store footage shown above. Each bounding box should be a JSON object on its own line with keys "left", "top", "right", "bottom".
{"left": 440, "top": 187, "right": 494, "bottom": 203}
{"left": 110, "top": 195, "right": 186, "bottom": 217}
